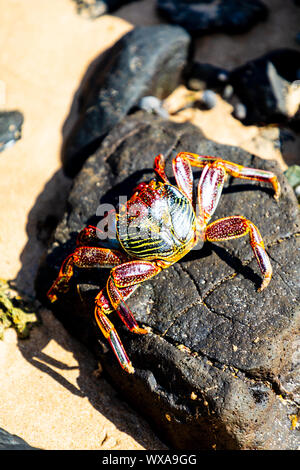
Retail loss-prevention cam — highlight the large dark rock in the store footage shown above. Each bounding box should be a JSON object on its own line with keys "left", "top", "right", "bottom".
{"left": 0, "top": 110, "right": 23, "bottom": 152}
{"left": 36, "top": 111, "right": 300, "bottom": 450}
{"left": 229, "top": 49, "right": 300, "bottom": 127}
{"left": 157, "top": 0, "right": 268, "bottom": 35}
{"left": 62, "top": 25, "right": 190, "bottom": 177}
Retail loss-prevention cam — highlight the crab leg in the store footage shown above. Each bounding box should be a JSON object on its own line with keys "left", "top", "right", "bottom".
{"left": 154, "top": 154, "right": 170, "bottom": 183}
{"left": 176, "top": 152, "right": 280, "bottom": 200}
{"left": 47, "top": 245, "right": 127, "bottom": 302}
{"left": 96, "top": 260, "right": 162, "bottom": 373}
{"left": 107, "top": 260, "right": 162, "bottom": 334}
{"left": 205, "top": 216, "right": 272, "bottom": 291}
{"left": 107, "top": 278, "right": 149, "bottom": 335}
{"left": 94, "top": 287, "right": 137, "bottom": 373}
{"left": 197, "top": 162, "right": 227, "bottom": 226}
{"left": 155, "top": 153, "right": 194, "bottom": 203}
{"left": 172, "top": 154, "right": 194, "bottom": 203}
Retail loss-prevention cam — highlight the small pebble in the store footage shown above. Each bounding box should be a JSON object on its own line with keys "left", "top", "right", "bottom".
{"left": 217, "top": 71, "right": 229, "bottom": 82}
{"left": 223, "top": 84, "right": 234, "bottom": 100}
{"left": 234, "top": 102, "right": 247, "bottom": 120}
{"left": 201, "top": 90, "right": 217, "bottom": 109}
{"left": 137, "top": 96, "right": 169, "bottom": 119}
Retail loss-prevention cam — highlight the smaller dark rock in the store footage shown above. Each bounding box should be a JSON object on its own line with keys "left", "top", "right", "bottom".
{"left": 0, "top": 110, "right": 23, "bottom": 152}
{"left": 279, "top": 128, "right": 300, "bottom": 166}
{"left": 229, "top": 49, "right": 300, "bottom": 126}
{"left": 184, "top": 62, "right": 229, "bottom": 91}
{"left": 201, "top": 90, "right": 217, "bottom": 109}
{"left": 0, "top": 427, "right": 38, "bottom": 450}
{"left": 157, "top": 0, "right": 268, "bottom": 35}
{"left": 62, "top": 25, "right": 190, "bottom": 177}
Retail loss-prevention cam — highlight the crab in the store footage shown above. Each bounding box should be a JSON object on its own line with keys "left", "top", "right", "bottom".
{"left": 47, "top": 152, "right": 280, "bottom": 373}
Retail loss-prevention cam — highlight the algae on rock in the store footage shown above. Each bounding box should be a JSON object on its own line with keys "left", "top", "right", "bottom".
{"left": 0, "top": 279, "right": 38, "bottom": 339}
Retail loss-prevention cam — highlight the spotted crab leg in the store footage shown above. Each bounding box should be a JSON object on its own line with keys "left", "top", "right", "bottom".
{"left": 47, "top": 241, "right": 139, "bottom": 373}
{"left": 107, "top": 260, "right": 162, "bottom": 334}
{"left": 174, "top": 151, "right": 276, "bottom": 291}
{"left": 155, "top": 153, "right": 194, "bottom": 204}
{"left": 47, "top": 245, "right": 128, "bottom": 302}
{"left": 154, "top": 154, "right": 170, "bottom": 183}
{"left": 172, "top": 154, "right": 194, "bottom": 203}
{"left": 94, "top": 287, "right": 138, "bottom": 374}
{"left": 197, "top": 161, "right": 227, "bottom": 227}
{"left": 176, "top": 152, "right": 281, "bottom": 200}
{"left": 205, "top": 216, "right": 272, "bottom": 291}
{"left": 95, "top": 260, "right": 163, "bottom": 373}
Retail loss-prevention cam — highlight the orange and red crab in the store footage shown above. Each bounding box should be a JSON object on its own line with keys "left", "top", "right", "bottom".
{"left": 47, "top": 152, "right": 280, "bottom": 373}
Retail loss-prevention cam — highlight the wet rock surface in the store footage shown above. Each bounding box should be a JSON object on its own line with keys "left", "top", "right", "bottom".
{"left": 0, "top": 111, "right": 23, "bottom": 153}
{"left": 36, "top": 111, "right": 300, "bottom": 449}
{"left": 62, "top": 25, "right": 190, "bottom": 177}
{"left": 156, "top": 0, "right": 268, "bottom": 35}
{"left": 229, "top": 49, "right": 300, "bottom": 127}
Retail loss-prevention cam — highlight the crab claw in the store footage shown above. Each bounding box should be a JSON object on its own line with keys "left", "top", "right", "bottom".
{"left": 47, "top": 278, "right": 70, "bottom": 302}
{"left": 94, "top": 299, "right": 135, "bottom": 374}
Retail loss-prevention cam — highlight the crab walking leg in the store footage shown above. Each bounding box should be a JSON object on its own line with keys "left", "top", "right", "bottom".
{"left": 47, "top": 253, "right": 75, "bottom": 302}
{"left": 172, "top": 154, "right": 194, "bottom": 203}
{"left": 205, "top": 216, "right": 272, "bottom": 291}
{"left": 197, "top": 162, "right": 227, "bottom": 226}
{"left": 155, "top": 153, "right": 194, "bottom": 203}
{"left": 220, "top": 161, "right": 280, "bottom": 200}
{"left": 107, "top": 278, "right": 149, "bottom": 335}
{"left": 154, "top": 154, "right": 170, "bottom": 184}
{"left": 47, "top": 246, "right": 128, "bottom": 302}
{"left": 94, "top": 287, "right": 138, "bottom": 373}
{"left": 176, "top": 152, "right": 281, "bottom": 199}
{"left": 95, "top": 309, "right": 134, "bottom": 373}
{"left": 107, "top": 260, "right": 162, "bottom": 334}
